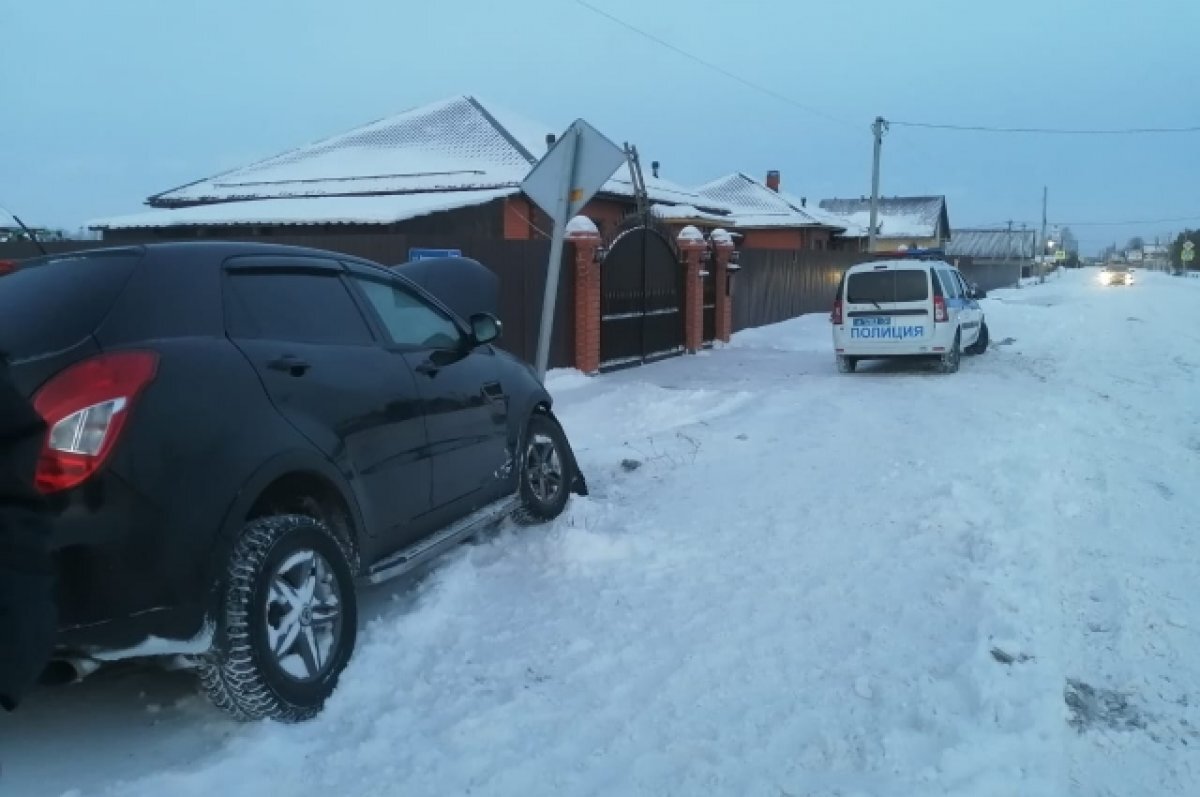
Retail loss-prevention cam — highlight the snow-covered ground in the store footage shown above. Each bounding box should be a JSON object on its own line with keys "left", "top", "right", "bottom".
{"left": 3, "top": 268, "right": 1199, "bottom": 796}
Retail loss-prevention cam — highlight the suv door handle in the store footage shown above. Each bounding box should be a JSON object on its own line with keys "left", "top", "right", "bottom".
{"left": 267, "top": 355, "right": 311, "bottom": 377}
{"left": 414, "top": 360, "right": 439, "bottom": 377}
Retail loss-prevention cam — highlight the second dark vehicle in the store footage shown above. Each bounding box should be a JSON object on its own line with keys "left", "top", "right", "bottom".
{"left": 0, "top": 242, "right": 586, "bottom": 721}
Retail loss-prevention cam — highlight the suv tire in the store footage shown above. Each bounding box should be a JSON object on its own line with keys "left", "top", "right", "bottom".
{"left": 200, "top": 514, "right": 357, "bottom": 722}
{"left": 938, "top": 331, "right": 962, "bottom": 374}
{"left": 514, "top": 413, "right": 573, "bottom": 525}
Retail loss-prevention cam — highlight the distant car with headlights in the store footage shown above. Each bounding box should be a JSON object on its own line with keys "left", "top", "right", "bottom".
{"left": 1099, "top": 265, "right": 1134, "bottom": 286}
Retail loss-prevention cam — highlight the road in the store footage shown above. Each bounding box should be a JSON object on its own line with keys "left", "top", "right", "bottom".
{"left": 1, "top": 268, "right": 1197, "bottom": 796}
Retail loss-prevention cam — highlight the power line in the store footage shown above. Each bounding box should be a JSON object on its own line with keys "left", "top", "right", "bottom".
{"left": 572, "top": 0, "right": 852, "bottom": 128}
{"left": 575, "top": 1, "right": 1200, "bottom": 137}
{"left": 891, "top": 120, "right": 1200, "bottom": 135}
{"left": 1053, "top": 215, "right": 1200, "bottom": 227}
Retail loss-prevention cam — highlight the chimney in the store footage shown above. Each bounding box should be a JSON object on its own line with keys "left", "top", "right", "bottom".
{"left": 766, "top": 170, "right": 781, "bottom": 192}
{"left": 801, "top": 197, "right": 807, "bottom": 207}
{"left": 651, "top": 160, "right": 660, "bottom": 178}
{"left": 545, "top": 133, "right": 556, "bottom": 147}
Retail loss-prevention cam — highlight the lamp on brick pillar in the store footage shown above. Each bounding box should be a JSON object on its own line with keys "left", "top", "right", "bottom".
{"left": 677, "top": 225, "right": 706, "bottom": 354}
{"left": 709, "top": 228, "right": 736, "bottom": 343}
{"left": 566, "top": 215, "right": 603, "bottom": 375}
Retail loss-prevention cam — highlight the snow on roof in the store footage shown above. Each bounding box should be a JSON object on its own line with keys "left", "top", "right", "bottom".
{"left": 650, "top": 202, "right": 732, "bottom": 225}
{"left": 945, "top": 228, "right": 1036, "bottom": 259}
{"left": 778, "top": 191, "right": 858, "bottom": 235}
{"left": 150, "top": 96, "right": 552, "bottom": 207}
{"left": 144, "top": 94, "right": 718, "bottom": 218}
{"left": 603, "top": 172, "right": 717, "bottom": 208}
{"left": 89, "top": 188, "right": 517, "bottom": 230}
{"left": 695, "top": 173, "right": 836, "bottom": 230}
{"left": 818, "top": 196, "right": 949, "bottom": 240}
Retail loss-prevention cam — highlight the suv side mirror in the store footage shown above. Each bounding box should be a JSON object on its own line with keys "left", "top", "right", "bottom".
{"left": 969, "top": 284, "right": 987, "bottom": 300}
{"left": 469, "top": 313, "right": 502, "bottom": 345}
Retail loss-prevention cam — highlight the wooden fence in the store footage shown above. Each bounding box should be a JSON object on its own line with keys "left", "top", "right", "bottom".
{"left": 732, "top": 248, "right": 868, "bottom": 332}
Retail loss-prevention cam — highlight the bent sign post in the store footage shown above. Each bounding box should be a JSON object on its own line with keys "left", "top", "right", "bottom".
{"left": 521, "top": 119, "right": 626, "bottom": 380}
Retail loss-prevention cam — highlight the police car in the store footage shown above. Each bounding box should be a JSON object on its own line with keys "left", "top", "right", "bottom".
{"left": 830, "top": 259, "right": 989, "bottom": 374}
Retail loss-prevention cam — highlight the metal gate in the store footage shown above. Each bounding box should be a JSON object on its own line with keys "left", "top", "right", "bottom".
{"left": 600, "top": 227, "right": 684, "bottom": 369}
{"left": 702, "top": 266, "right": 716, "bottom": 345}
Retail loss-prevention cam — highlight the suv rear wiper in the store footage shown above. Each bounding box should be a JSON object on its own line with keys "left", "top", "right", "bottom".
{"left": 0, "top": 206, "right": 47, "bottom": 256}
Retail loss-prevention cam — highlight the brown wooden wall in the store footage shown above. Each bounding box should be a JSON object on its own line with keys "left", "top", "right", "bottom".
{"left": 732, "top": 248, "right": 873, "bottom": 332}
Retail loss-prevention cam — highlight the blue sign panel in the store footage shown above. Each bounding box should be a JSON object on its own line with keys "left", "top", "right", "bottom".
{"left": 408, "top": 247, "right": 462, "bottom": 261}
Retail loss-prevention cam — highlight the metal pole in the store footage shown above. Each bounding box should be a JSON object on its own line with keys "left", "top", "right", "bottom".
{"left": 1007, "top": 220, "right": 1014, "bottom": 287}
{"left": 868, "top": 117, "right": 887, "bottom": 253}
{"left": 1039, "top": 185, "right": 1047, "bottom": 283}
{"left": 534, "top": 127, "right": 581, "bottom": 380}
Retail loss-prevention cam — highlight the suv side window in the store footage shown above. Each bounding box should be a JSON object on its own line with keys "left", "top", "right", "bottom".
{"left": 225, "top": 269, "right": 374, "bottom": 345}
{"left": 939, "top": 270, "right": 961, "bottom": 299}
{"left": 352, "top": 277, "right": 463, "bottom": 350}
{"left": 954, "top": 272, "right": 972, "bottom": 298}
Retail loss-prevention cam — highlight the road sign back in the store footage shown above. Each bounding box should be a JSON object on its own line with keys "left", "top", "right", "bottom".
{"left": 521, "top": 119, "right": 626, "bottom": 226}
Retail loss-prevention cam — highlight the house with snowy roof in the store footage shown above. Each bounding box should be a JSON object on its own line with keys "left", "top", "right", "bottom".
{"left": 817, "top": 196, "right": 951, "bottom": 253}
{"left": 693, "top": 171, "right": 845, "bottom": 250}
{"left": 945, "top": 227, "right": 1035, "bottom": 262}
{"left": 89, "top": 95, "right": 727, "bottom": 243}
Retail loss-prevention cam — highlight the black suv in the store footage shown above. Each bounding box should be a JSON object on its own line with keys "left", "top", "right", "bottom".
{"left": 0, "top": 242, "right": 586, "bottom": 721}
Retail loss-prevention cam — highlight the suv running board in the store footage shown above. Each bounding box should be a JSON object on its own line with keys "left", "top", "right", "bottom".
{"left": 363, "top": 497, "right": 517, "bottom": 585}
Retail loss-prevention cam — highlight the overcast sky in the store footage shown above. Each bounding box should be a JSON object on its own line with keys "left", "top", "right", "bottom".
{"left": 3, "top": 0, "right": 1197, "bottom": 252}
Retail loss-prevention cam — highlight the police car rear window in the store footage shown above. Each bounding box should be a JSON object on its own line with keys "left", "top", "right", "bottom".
{"left": 846, "top": 270, "right": 929, "bottom": 303}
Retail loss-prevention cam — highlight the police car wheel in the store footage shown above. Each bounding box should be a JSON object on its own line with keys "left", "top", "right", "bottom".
{"left": 837, "top": 355, "right": 858, "bottom": 374}
{"left": 965, "top": 322, "right": 989, "bottom": 356}
{"left": 938, "top": 333, "right": 961, "bottom": 374}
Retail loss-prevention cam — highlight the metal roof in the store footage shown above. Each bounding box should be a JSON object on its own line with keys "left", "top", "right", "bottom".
{"left": 144, "top": 95, "right": 712, "bottom": 213}
{"left": 90, "top": 189, "right": 518, "bottom": 230}
{"left": 945, "top": 228, "right": 1036, "bottom": 259}
{"left": 818, "top": 196, "right": 950, "bottom": 240}
{"left": 150, "top": 97, "right": 540, "bottom": 207}
{"left": 695, "top": 173, "right": 837, "bottom": 229}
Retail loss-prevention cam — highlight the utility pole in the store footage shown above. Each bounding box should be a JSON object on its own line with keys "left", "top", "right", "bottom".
{"left": 1020, "top": 222, "right": 1029, "bottom": 287}
{"left": 868, "top": 116, "right": 889, "bottom": 253}
{"left": 1007, "top": 220, "right": 1016, "bottom": 287}
{"left": 1038, "top": 186, "right": 1048, "bottom": 283}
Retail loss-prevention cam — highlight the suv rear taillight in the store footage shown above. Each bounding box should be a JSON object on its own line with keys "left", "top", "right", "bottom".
{"left": 933, "top": 295, "right": 948, "bottom": 323}
{"left": 0, "top": 260, "right": 16, "bottom": 276}
{"left": 32, "top": 351, "right": 159, "bottom": 494}
{"left": 831, "top": 299, "right": 843, "bottom": 325}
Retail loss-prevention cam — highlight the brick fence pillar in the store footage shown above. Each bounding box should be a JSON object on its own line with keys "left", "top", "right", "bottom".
{"left": 678, "top": 225, "right": 706, "bottom": 354}
{"left": 567, "top": 217, "right": 602, "bottom": 374}
{"left": 710, "top": 228, "right": 736, "bottom": 343}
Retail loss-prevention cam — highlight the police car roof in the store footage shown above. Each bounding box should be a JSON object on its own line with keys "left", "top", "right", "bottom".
{"left": 845, "top": 258, "right": 952, "bottom": 273}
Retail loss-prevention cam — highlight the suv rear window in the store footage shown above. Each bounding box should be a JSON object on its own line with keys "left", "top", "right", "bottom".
{"left": 846, "top": 269, "right": 929, "bottom": 303}
{"left": 0, "top": 249, "right": 141, "bottom": 358}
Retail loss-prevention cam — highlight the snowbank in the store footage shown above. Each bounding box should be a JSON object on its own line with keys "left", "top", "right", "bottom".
{"left": 5, "top": 269, "right": 1200, "bottom": 796}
